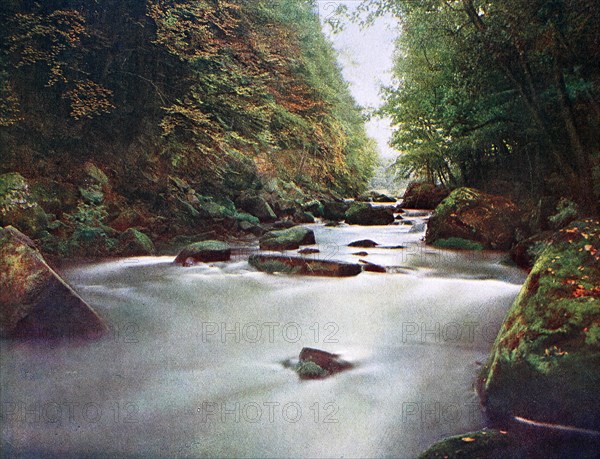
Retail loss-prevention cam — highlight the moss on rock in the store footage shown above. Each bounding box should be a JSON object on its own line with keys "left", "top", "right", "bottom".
{"left": 480, "top": 219, "right": 600, "bottom": 429}
{"left": 418, "top": 429, "right": 513, "bottom": 459}
{"left": 259, "top": 226, "right": 316, "bottom": 251}
{"left": 174, "top": 240, "right": 231, "bottom": 264}
{"left": 426, "top": 187, "right": 523, "bottom": 250}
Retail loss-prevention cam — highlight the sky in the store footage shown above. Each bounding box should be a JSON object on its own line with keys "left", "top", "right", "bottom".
{"left": 316, "top": 1, "right": 400, "bottom": 161}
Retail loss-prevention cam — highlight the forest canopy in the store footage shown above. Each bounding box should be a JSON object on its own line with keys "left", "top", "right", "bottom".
{"left": 353, "top": 0, "right": 600, "bottom": 214}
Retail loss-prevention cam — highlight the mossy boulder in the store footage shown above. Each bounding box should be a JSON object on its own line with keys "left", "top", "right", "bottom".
{"left": 322, "top": 201, "right": 350, "bottom": 221}
{"left": 302, "top": 199, "right": 324, "bottom": 218}
{"left": 480, "top": 219, "right": 600, "bottom": 429}
{"left": 174, "top": 240, "right": 231, "bottom": 265}
{"left": 116, "top": 229, "right": 155, "bottom": 256}
{"left": 418, "top": 429, "right": 514, "bottom": 459}
{"left": 259, "top": 226, "right": 316, "bottom": 251}
{"left": 345, "top": 202, "right": 394, "bottom": 225}
{"left": 433, "top": 237, "right": 485, "bottom": 251}
{"left": 402, "top": 182, "right": 450, "bottom": 209}
{"left": 426, "top": 188, "right": 523, "bottom": 250}
{"left": 0, "top": 226, "right": 108, "bottom": 339}
{"left": 235, "top": 192, "right": 277, "bottom": 222}
{"left": 249, "top": 254, "right": 362, "bottom": 277}
{"left": 0, "top": 172, "right": 49, "bottom": 237}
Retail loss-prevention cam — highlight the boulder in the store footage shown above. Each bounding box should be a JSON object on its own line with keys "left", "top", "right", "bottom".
{"left": 235, "top": 193, "right": 277, "bottom": 222}
{"left": 116, "top": 228, "right": 155, "bottom": 256}
{"left": 174, "top": 240, "right": 231, "bottom": 264}
{"left": 352, "top": 251, "right": 369, "bottom": 257}
{"left": 293, "top": 211, "right": 315, "bottom": 223}
{"left": 322, "top": 201, "right": 350, "bottom": 221}
{"left": 259, "top": 226, "right": 316, "bottom": 251}
{"left": 418, "top": 429, "right": 513, "bottom": 459}
{"left": 0, "top": 172, "right": 49, "bottom": 237}
{"left": 426, "top": 188, "right": 523, "bottom": 250}
{"left": 479, "top": 220, "right": 600, "bottom": 430}
{"left": 348, "top": 239, "right": 379, "bottom": 248}
{"left": 356, "top": 191, "right": 396, "bottom": 203}
{"left": 302, "top": 200, "right": 324, "bottom": 218}
{"left": 0, "top": 226, "right": 108, "bottom": 339}
{"left": 401, "top": 182, "right": 450, "bottom": 209}
{"left": 296, "top": 347, "right": 353, "bottom": 379}
{"left": 249, "top": 254, "right": 362, "bottom": 277}
{"left": 344, "top": 203, "right": 395, "bottom": 226}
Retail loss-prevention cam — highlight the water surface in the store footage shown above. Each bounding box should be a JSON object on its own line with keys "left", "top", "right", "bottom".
{"left": 0, "top": 215, "right": 526, "bottom": 458}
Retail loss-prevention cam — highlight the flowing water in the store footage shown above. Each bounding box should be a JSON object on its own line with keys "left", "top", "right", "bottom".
{"left": 0, "top": 213, "right": 526, "bottom": 458}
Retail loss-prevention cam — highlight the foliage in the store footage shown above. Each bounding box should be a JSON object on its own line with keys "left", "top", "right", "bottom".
{"left": 358, "top": 0, "right": 600, "bottom": 213}
{"left": 548, "top": 198, "right": 579, "bottom": 228}
{"left": 0, "top": 0, "right": 376, "bottom": 209}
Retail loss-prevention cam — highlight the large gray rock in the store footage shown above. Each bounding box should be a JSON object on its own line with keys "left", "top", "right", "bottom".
{"left": 0, "top": 226, "right": 108, "bottom": 339}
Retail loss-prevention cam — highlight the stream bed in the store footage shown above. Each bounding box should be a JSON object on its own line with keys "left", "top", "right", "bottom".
{"left": 0, "top": 214, "right": 526, "bottom": 458}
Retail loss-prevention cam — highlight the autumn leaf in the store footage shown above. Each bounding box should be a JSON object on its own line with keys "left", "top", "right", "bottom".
{"left": 461, "top": 437, "right": 476, "bottom": 442}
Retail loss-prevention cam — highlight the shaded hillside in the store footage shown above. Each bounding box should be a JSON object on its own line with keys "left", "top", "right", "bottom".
{"left": 0, "top": 0, "right": 377, "bottom": 254}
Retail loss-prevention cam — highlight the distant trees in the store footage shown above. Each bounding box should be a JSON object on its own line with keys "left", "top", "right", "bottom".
{"left": 361, "top": 0, "right": 600, "bottom": 213}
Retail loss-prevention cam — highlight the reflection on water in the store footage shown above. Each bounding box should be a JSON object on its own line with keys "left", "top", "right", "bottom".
{"left": 0, "top": 216, "right": 526, "bottom": 458}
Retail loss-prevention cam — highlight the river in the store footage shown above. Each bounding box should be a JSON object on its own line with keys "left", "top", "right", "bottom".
{"left": 0, "top": 212, "right": 526, "bottom": 458}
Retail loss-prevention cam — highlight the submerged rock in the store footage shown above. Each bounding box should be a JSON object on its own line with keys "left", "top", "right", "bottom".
{"left": 0, "top": 226, "right": 108, "bottom": 339}
{"left": 344, "top": 203, "right": 394, "bottom": 226}
{"left": 249, "top": 254, "right": 362, "bottom": 277}
{"left": 348, "top": 239, "right": 379, "bottom": 248}
{"left": 298, "top": 248, "right": 320, "bottom": 255}
{"left": 174, "top": 240, "right": 231, "bottom": 264}
{"left": 259, "top": 226, "right": 316, "bottom": 251}
{"left": 359, "top": 259, "right": 387, "bottom": 273}
{"left": 401, "top": 181, "right": 450, "bottom": 209}
{"left": 426, "top": 187, "right": 523, "bottom": 250}
{"left": 295, "top": 347, "right": 353, "bottom": 379}
{"left": 479, "top": 219, "right": 600, "bottom": 430}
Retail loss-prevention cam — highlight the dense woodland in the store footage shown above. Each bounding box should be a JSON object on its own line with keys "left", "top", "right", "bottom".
{"left": 0, "top": 0, "right": 377, "bottom": 252}
{"left": 351, "top": 0, "right": 599, "bottom": 214}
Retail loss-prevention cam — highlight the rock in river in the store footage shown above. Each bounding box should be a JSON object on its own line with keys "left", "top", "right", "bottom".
{"left": 479, "top": 219, "right": 600, "bottom": 430}
{"left": 295, "top": 347, "right": 353, "bottom": 379}
{"left": 401, "top": 181, "right": 450, "bottom": 210}
{"left": 0, "top": 226, "right": 108, "bottom": 339}
{"left": 348, "top": 239, "right": 379, "bottom": 248}
{"left": 426, "top": 187, "right": 524, "bottom": 250}
{"left": 344, "top": 203, "right": 394, "bottom": 226}
{"left": 259, "top": 226, "right": 316, "bottom": 251}
{"left": 249, "top": 254, "right": 362, "bottom": 277}
{"left": 175, "top": 240, "right": 231, "bottom": 264}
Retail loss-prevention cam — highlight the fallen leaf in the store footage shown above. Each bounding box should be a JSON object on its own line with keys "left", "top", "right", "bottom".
{"left": 462, "top": 437, "right": 476, "bottom": 442}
